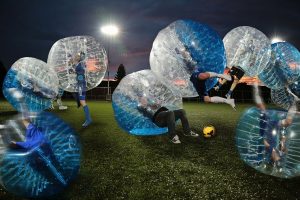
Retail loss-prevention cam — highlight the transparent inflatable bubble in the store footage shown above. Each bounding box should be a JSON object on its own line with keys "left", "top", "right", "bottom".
{"left": 236, "top": 107, "right": 300, "bottom": 178}
{"left": 223, "top": 26, "right": 271, "bottom": 77}
{"left": 0, "top": 112, "right": 81, "bottom": 198}
{"left": 258, "top": 49, "right": 285, "bottom": 89}
{"left": 47, "top": 36, "right": 107, "bottom": 92}
{"left": 112, "top": 70, "right": 182, "bottom": 135}
{"left": 271, "top": 88, "right": 295, "bottom": 111}
{"left": 271, "top": 42, "right": 300, "bottom": 84}
{"left": 150, "top": 19, "right": 226, "bottom": 97}
{"left": 2, "top": 58, "right": 59, "bottom": 112}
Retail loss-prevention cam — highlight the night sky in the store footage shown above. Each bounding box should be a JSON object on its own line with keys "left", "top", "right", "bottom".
{"left": 0, "top": 0, "right": 299, "bottom": 77}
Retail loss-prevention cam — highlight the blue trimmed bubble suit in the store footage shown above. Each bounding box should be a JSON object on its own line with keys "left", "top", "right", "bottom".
{"left": 223, "top": 26, "right": 271, "bottom": 77}
{"left": 112, "top": 70, "right": 182, "bottom": 135}
{"left": 0, "top": 112, "right": 81, "bottom": 198}
{"left": 150, "top": 19, "right": 226, "bottom": 97}
{"left": 2, "top": 58, "right": 59, "bottom": 112}
{"left": 47, "top": 36, "right": 108, "bottom": 92}
{"left": 259, "top": 42, "right": 300, "bottom": 89}
{"left": 236, "top": 107, "right": 300, "bottom": 178}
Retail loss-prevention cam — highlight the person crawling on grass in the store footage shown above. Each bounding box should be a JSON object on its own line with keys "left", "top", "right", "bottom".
{"left": 175, "top": 46, "right": 236, "bottom": 110}
{"left": 253, "top": 83, "right": 297, "bottom": 168}
{"left": 137, "top": 94, "right": 199, "bottom": 144}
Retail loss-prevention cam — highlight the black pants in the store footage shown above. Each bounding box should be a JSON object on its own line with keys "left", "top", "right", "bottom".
{"left": 154, "top": 109, "right": 191, "bottom": 139}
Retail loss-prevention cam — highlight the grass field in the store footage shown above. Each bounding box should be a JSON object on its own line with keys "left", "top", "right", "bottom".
{"left": 0, "top": 100, "right": 300, "bottom": 200}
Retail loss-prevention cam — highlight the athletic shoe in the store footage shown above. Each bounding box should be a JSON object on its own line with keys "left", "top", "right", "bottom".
{"left": 171, "top": 135, "right": 181, "bottom": 144}
{"left": 82, "top": 119, "right": 92, "bottom": 127}
{"left": 59, "top": 105, "right": 68, "bottom": 110}
{"left": 219, "top": 74, "right": 232, "bottom": 81}
{"left": 184, "top": 131, "right": 199, "bottom": 137}
{"left": 228, "top": 99, "right": 236, "bottom": 111}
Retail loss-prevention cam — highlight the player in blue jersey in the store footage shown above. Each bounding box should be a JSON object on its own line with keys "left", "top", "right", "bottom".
{"left": 69, "top": 52, "right": 92, "bottom": 127}
{"left": 176, "top": 46, "right": 236, "bottom": 110}
{"left": 253, "top": 83, "right": 296, "bottom": 167}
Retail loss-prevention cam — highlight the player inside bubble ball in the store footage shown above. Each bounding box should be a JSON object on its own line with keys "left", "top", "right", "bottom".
{"left": 253, "top": 83, "right": 297, "bottom": 168}
{"left": 175, "top": 45, "right": 236, "bottom": 110}
{"left": 69, "top": 52, "right": 92, "bottom": 127}
{"left": 137, "top": 93, "right": 199, "bottom": 144}
{"left": 5, "top": 88, "right": 66, "bottom": 184}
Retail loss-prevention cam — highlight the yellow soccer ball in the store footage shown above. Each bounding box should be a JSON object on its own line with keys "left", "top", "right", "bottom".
{"left": 203, "top": 125, "right": 216, "bottom": 138}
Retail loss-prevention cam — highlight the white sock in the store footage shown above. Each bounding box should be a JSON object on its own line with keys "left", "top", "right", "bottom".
{"left": 208, "top": 72, "right": 218, "bottom": 78}
{"left": 210, "top": 96, "right": 227, "bottom": 103}
{"left": 57, "top": 98, "right": 63, "bottom": 106}
{"left": 253, "top": 84, "right": 264, "bottom": 105}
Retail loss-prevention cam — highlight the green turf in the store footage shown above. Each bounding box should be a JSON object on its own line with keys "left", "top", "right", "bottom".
{"left": 0, "top": 101, "right": 300, "bottom": 200}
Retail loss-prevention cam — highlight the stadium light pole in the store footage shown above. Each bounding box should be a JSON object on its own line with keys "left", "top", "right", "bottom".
{"left": 101, "top": 24, "right": 119, "bottom": 99}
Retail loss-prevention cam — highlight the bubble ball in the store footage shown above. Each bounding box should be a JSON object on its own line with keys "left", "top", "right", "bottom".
{"left": 269, "top": 42, "right": 300, "bottom": 85}
{"left": 2, "top": 57, "right": 59, "bottom": 112}
{"left": 223, "top": 26, "right": 271, "bottom": 77}
{"left": 47, "top": 36, "right": 108, "bottom": 92}
{"left": 150, "top": 19, "right": 226, "bottom": 97}
{"left": 0, "top": 112, "right": 81, "bottom": 198}
{"left": 258, "top": 48, "right": 285, "bottom": 89}
{"left": 236, "top": 107, "right": 300, "bottom": 178}
{"left": 112, "top": 70, "right": 182, "bottom": 135}
{"left": 271, "top": 88, "right": 295, "bottom": 111}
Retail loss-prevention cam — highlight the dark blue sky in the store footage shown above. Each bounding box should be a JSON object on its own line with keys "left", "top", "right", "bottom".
{"left": 0, "top": 0, "right": 299, "bottom": 77}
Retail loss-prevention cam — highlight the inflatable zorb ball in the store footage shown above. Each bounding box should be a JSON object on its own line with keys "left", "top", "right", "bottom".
{"left": 47, "top": 36, "right": 107, "bottom": 92}
{"left": 0, "top": 112, "right": 81, "bottom": 198}
{"left": 112, "top": 70, "right": 182, "bottom": 135}
{"left": 150, "top": 19, "right": 226, "bottom": 97}
{"left": 236, "top": 107, "right": 300, "bottom": 178}
{"left": 259, "top": 42, "right": 300, "bottom": 89}
{"left": 258, "top": 49, "right": 285, "bottom": 89}
{"left": 223, "top": 26, "right": 271, "bottom": 77}
{"left": 2, "top": 57, "right": 59, "bottom": 112}
{"left": 271, "top": 88, "right": 295, "bottom": 111}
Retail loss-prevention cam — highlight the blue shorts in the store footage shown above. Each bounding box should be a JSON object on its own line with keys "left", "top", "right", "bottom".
{"left": 78, "top": 82, "right": 86, "bottom": 101}
{"left": 190, "top": 71, "right": 208, "bottom": 99}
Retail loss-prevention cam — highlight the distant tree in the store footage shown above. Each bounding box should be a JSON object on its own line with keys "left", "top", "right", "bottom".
{"left": 0, "top": 60, "right": 7, "bottom": 98}
{"left": 114, "top": 64, "right": 126, "bottom": 84}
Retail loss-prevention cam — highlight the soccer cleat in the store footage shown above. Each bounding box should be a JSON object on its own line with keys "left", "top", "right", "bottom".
{"left": 214, "top": 86, "right": 219, "bottom": 91}
{"left": 82, "top": 119, "right": 92, "bottom": 127}
{"left": 184, "top": 131, "right": 199, "bottom": 137}
{"left": 171, "top": 135, "right": 181, "bottom": 144}
{"left": 59, "top": 105, "right": 68, "bottom": 110}
{"left": 228, "top": 99, "right": 236, "bottom": 111}
{"left": 219, "top": 74, "right": 232, "bottom": 81}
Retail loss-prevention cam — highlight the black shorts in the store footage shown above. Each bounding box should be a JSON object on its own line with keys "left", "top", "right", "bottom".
{"left": 153, "top": 107, "right": 169, "bottom": 122}
{"left": 229, "top": 66, "right": 245, "bottom": 80}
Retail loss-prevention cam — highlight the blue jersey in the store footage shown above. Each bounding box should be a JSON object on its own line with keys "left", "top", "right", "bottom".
{"left": 75, "top": 62, "right": 86, "bottom": 84}
{"left": 190, "top": 69, "right": 208, "bottom": 98}
{"left": 16, "top": 123, "right": 47, "bottom": 150}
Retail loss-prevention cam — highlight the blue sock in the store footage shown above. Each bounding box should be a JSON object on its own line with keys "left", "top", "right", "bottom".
{"left": 83, "top": 105, "right": 91, "bottom": 121}
{"left": 227, "top": 90, "right": 232, "bottom": 96}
